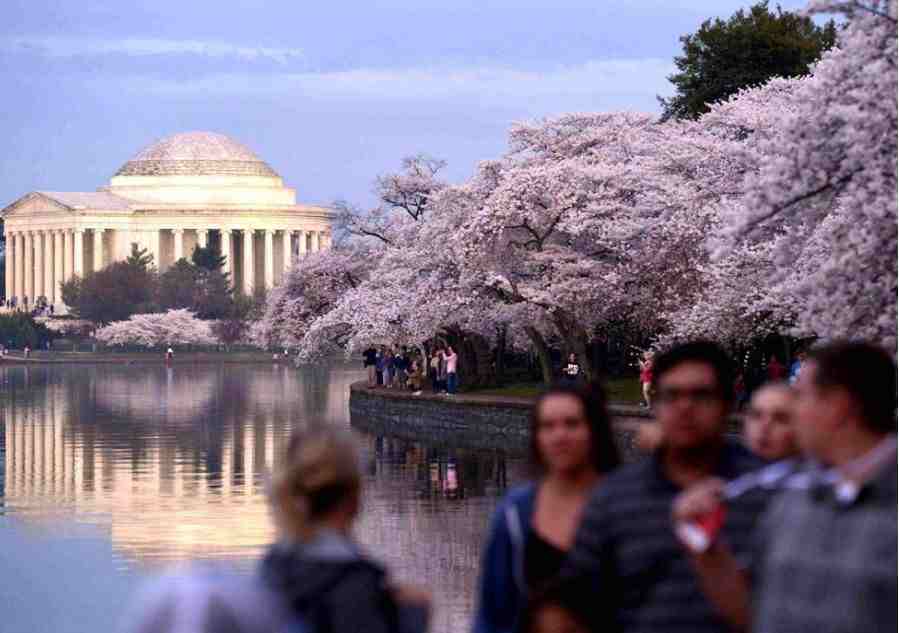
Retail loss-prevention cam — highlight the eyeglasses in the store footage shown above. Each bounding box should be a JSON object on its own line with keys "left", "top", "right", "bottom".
{"left": 655, "top": 387, "right": 723, "bottom": 405}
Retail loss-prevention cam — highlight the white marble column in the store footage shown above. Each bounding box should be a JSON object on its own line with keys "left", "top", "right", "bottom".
{"left": 43, "top": 231, "right": 53, "bottom": 304}
{"left": 281, "top": 230, "right": 292, "bottom": 274}
{"left": 221, "top": 229, "right": 232, "bottom": 279}
{"left": 64, "top": 230, "right": 74, "bottom": 282}
{"left": 53, "top": 231, "right": 64, "bottom": 305}
{"left": 173, "top": 228, "right": 184, "bottom": 261}
{"left": 243, "top": 229, "right": 255, "bottom": 295}
{"left": 264, "top": 229, "right": 274, "bottom": 289}
{"left": 323, "top": 232, "right": 332, "bottom": 250}
{"left": 15, "top": 233, "right": 25, "bottom": 302}
{"left": 148, "top": 229, "right": 161, "bottom": 270}
{"left": 92, "top": 228, "right": 104, "bottom": 272}
{"left": 5, "top": 231, "right": 13, "bottom": 302}
{"left": 73, "top": 230, "right": 84, "bottom": 277}
{"left": 34, "top": 231, "right": 44, "bottom": 300}
{"left": 23, "top": 231, "right": 33, "bottom": 302}
{"left": 297, "top": 230, "right": 307, "bottom": 257}
{"left": 197, "top": 229, "right": 208, "bottom": 249}
{"left": 311, "top": 231, "right": 320, "bottom": 253}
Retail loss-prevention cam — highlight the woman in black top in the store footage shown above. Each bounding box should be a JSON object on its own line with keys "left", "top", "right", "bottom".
{"left": 473, "top": 384, "right": 620, "bottom": 633}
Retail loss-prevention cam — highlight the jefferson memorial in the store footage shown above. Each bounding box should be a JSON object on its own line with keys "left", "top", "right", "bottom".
{"left": 2, "top": 131, "right": 333, "bottom": 310}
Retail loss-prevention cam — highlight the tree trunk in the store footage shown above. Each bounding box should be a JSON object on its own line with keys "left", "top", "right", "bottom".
{"left": 526, "top": 326, "right": 554, "bottom": 385}
{"left": 495, "top": 326, "right": 507, "bottom": 386}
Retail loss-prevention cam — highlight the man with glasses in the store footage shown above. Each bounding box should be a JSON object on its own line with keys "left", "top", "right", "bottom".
{"left": 565, "top": 341, "right": 769, "bottom": 633}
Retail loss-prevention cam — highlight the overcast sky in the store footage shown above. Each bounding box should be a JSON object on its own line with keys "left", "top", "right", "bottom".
{"left": 2, "top": 0, "right": 809, "bottom": 208}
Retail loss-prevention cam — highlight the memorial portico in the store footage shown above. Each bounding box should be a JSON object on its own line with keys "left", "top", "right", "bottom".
{"left": 2, "top": 132, "right": 333, "bottom": 311}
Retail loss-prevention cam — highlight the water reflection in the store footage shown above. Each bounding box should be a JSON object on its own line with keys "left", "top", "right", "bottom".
{"left": 0, "top": 363, "right": 526, "bottom": 632}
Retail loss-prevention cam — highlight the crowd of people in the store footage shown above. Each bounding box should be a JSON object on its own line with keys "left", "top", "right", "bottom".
{"left": 363, "top": 345, "right": 460, "bottom": 396}
{"left": 126, "top": 338, "right": 896, "bottom": 633}
{"left": 2, "top": 295, "right": 55, "bottom": 316}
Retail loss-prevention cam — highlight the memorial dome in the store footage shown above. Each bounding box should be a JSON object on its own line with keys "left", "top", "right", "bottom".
{"left": 114, "top": 131, "right": 279, "bottom": 178}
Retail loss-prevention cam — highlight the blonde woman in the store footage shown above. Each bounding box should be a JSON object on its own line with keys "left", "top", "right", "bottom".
{"left": 262, "top": 426, "right": 430, "bottom": 633}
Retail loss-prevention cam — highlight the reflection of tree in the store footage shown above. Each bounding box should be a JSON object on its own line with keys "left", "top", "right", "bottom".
{"left": 0, "top": 363, "right": 362, "bottom": 563}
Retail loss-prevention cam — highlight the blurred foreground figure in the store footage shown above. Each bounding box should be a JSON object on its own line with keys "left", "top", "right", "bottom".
{"left": 124, "top": 426, "right": 429, "bottom": 633}
{"left": 673, "top": 341, "right": 897, "bottom": 633}
{"left": 743, "top": 382, "right": 798, "bottom": 462}
{"left": 637, "top": 381, "right": 800, "bottom": 463}
{"left": 261, "top": 425, "right": 429, "bottom": 633}
{"left": 565, "top": 341, "right": 769, "bottom": 633}
{"left": 473, "top": 384, "right": 619, "bottom": 633}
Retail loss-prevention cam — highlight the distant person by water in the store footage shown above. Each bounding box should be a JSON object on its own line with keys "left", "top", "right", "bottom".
{"left": 788, "top": 350, "right": 807, "bottom": 385}
{"left": 473, "top": 383, "right": 620, "bottom": 633}
{"left": 766, "top": 354, "right": 786, "bottom": 381}
{"left": 444, "top": 346, "right": 458, "bottom": 395}
{"left": 364, "top": 346, "right": 378, "bottom": 387}
{"left": 638, "top": 351, "right": 654, "bottom": 408}
{"left": 165, "top": 347, "right": 174, "bottom": 362}
{"left": 561, "top": 353, "right": 581, "bottom": 385}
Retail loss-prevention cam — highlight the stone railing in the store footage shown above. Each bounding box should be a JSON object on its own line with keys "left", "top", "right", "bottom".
{"left": 348, "top": 382, "right": 653, "bottom": 456}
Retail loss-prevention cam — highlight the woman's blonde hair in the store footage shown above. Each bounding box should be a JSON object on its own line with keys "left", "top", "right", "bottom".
{"left": 270, "top": 425, "right": 362, "bottom": 542}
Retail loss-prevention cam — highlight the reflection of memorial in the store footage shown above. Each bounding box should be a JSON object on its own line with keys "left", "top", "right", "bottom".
{"left": 0, "top": 366, "right": 298, "bottom": 564}
{"left": 0, "top": 363, "right": 526, "bottom": 633}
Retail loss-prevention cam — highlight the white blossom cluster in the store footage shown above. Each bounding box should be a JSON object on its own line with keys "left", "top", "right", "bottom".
{"left": 95, "top": 309, "right": 216, "bottom": 347}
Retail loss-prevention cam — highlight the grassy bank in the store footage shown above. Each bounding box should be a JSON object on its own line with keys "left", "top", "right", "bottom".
{"left": 471, "top": 377, "right": 642, "bottom": 404}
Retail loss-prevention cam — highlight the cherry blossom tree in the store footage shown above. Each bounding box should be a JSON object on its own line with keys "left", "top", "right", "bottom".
{"left": 95, "top": 309, "right": 216, "bottom": 347}
{"left": 720, "top": 0, "right": 897, "bottom": 348}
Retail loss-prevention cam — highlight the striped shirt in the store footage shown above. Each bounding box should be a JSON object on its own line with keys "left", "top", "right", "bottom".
{"left": 566, "top": 442, "right": 770, "bottom": 633}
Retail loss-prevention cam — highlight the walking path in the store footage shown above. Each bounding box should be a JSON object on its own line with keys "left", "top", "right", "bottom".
{"left": 352, "top": 382, "right": 653, "bottom": 419}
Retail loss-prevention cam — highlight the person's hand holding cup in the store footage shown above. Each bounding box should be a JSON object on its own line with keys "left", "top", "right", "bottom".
{"left": 672, "top": 477, "right": 726, "bottom": 554}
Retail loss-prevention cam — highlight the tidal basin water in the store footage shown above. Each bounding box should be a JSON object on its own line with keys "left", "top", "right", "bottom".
{"left": 0, "top": 362, "right": 527, "bottom": 633}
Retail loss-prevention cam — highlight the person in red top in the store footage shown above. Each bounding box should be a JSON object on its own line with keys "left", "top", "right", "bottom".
{"left": 639, "top": 351, "right": 654, "bottom": 408}
{"left": 766, "top": 355, "right": 786, "bottom": 381}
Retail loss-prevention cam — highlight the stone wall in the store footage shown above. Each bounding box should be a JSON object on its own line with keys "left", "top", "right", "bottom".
{"left": 349, "top": 382, "right": 651, "bottom": 457}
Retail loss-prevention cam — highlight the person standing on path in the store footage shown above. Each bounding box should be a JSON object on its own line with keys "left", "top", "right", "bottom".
{"left": 429, "top": 350, "right": 441, "bottom": 393}
{"left": 766, "top": 354, "right": 786, "bottom": 381}
{"left": 363, "top": 347, "right": 378, "bottom": 387}
{"left": 565, "top": 341, "right": 769, "bottom": 633}
{"left": 445, "top": 346, "right": 459, "bottom": 395}
{"left": 671, "top": 341, "right": 897, "bottom": 633}
{"left": 561, "top": 353, "right": 581, "bottom": 386}
{"left": 473, "top": 384, "right": 620, "bottom": 633}
{"left": 436, "top": 349, "right": 448, "bottom": 393}
{"left": 638, "top": 351, "right": 654, "bottom": 408}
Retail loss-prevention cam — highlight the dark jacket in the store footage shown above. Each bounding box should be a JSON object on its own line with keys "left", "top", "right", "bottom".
{"left": 473, "top": 483, "right": 538, "bottom": 633}
{"left": 363, "top": 348, "right": 378, "bottom": 367}
{"left": 261, "top": 531, "right": 427, "bottom": 633}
